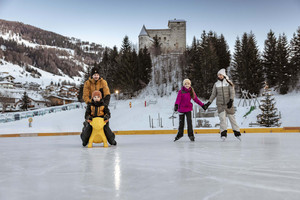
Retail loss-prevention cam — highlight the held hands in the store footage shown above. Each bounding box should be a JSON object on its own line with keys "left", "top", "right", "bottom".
{"left": 202, "top": 102, "right": 211, "bottom": 110}
{"left": 227, "top": 99, "right": 233, "bottom": 109}
{"left": 174, "top": 104, "right": 178, "bottom": 112}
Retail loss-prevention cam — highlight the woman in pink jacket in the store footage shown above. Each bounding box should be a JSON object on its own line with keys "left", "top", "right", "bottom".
{"left": 174, "top": 79, "right": 206, "bottom": 142}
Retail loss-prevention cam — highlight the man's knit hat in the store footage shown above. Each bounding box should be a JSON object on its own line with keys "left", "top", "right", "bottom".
{"left": 91, "top": 66, "right": 100, "bottom": 77}
{"left": 92, "top": 90, "right": 102, "bottom": 98}
{"left": 183, "top": 79, "right": 191, "bottom": 86}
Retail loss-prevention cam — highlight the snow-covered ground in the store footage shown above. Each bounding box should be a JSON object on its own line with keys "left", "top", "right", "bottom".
{"left": 0, "top": 91, "right": 299, "bottom": 134}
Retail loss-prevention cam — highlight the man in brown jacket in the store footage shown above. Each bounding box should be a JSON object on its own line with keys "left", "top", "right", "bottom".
{"left": 83, "top": 66, "right": 111, "bottom": 106}
{"left": 82, "top": 66, "right": 116, "bottom": 145}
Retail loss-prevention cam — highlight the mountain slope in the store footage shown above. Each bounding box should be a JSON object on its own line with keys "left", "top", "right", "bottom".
{"left": 0, "top": 19, "right": 104, "bottom": 77}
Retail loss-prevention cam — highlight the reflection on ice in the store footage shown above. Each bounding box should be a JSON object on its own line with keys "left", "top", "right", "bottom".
{"left": 114, "top": 152, "right": 121, "bottom": 193}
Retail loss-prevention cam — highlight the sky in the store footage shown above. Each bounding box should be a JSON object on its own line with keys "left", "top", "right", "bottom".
{"left": 0, "top": 0, "right": 300, "bottom": 53}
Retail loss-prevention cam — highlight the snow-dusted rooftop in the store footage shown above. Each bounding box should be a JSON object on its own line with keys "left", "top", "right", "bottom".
{"left": 139, "top": 25, "right": 148, "bottom": 36}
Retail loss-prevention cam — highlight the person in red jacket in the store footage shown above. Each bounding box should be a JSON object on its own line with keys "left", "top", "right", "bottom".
{"left": 174, "top": 79, "right": 206, "bottom": 142}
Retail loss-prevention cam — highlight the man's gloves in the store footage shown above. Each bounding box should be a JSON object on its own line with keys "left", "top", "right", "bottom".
{"left": 202, "top": 102, "right": 211, "bottom": 110}
{"left": 227, "top": 99, "right": 233, "bottom": 109}
{"left": 174, "top": 104, "right": 178, "bottom": 112}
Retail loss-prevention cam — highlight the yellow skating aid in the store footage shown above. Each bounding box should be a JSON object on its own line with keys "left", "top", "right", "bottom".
{"left": 88, "top": 117, "right": 108, "bottom": 148}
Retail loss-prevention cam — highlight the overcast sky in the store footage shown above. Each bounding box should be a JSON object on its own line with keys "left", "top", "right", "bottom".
{"left": 0, "top": 0, "right": 300, "bottom": 53}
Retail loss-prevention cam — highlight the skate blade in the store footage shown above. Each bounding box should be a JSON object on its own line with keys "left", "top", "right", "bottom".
{"left": 221, "top": 136, "right": 226, "bottom": 142}
{"left": 236, "top": 136, "right": 241, "bottom": 141}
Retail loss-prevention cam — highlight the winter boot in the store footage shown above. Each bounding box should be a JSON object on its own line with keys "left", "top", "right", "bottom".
{"left": 234, "top": 130, "right": 241, "bottom": 141}
{"left": 189, "top": 136, "right": 195, "bottom": 142}
{"left": 220, "top": 130, "right": 227, "bottom": 141}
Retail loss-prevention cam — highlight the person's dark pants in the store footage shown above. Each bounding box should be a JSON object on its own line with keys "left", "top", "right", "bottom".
{"left": 103, "top": 122, "right": 117, "bottom": 145}
{"left": 176, "top": 111, "right": 194, "bottom": 139}
{"left": 81, "top": 121, "right": 117, "bottom": 146}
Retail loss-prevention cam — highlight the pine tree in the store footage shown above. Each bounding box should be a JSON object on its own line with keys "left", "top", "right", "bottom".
{"left": 276, "top": 33, "right": 291, "bottom": 94}
{"left": 257, "top": 82, "right": 281, "bottom": 127}
{"left": 198, "top": 31, "right": 219, "bottom": 99}
{"left": 21, "top": 92, "right": 30, "bottom": 111}
{"left": 138, "top": 47, "right": 152, "bottom": 88}
{"left": 184, "top": 36, "right": 199, "bottom": 79}
{"left": 108, "top": 46, "right": 119, "bottom": 92}
{"left": 117, "top": 36, "right": 139, "bottom": 95}
{"left": 231, "top": 37, "right": 243, "bottom": 93}
{"left": 185, "top": 32, "right": 230, "bottom": 99}
{"left": 231, "top": 32, "right": 264, "bottom": 95}
{"left": 262, "top": 30, "right": 278, "bottom": 88}
{"left": 290, "top": 27, "right": 300, "bottom": 90}
{"left": 99, "top": 47, "right": 110, "bottom": 79}
{"left": 215, "top": 34, "right": 231, "bottom": 70}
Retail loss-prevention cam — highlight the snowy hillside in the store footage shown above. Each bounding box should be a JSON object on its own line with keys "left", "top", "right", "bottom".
{"left": 0, "top": 59, "right": 82, "bottom": 87}
{"left": 0, "top": 19, "right": 104, "bottom": 79}
{"left": 0, "top": 91, "right": 299, "bottom": 134}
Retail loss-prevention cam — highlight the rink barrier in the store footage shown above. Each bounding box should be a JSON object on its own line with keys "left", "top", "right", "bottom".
{"left": 0, "top": 127, "right": 299, "bottom": 138}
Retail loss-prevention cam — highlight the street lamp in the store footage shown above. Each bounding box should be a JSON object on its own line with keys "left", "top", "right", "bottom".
{"left": 115, "top": 90, "right": 119, "bottom": 100}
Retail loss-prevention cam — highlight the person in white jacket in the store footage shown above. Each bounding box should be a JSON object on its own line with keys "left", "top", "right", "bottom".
{"left": 202, "top": 69, "right": 241, "bottom": 141}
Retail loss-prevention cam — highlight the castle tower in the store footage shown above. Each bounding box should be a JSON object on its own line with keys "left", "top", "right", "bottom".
{"left": 138, "top": 19, "right": 186, "bottom": 54}
{"left": 138, "top": 25, "right": 152, "bottom": 51}
{"left": 167, "top": 19, "right": 186, "bottom": 53}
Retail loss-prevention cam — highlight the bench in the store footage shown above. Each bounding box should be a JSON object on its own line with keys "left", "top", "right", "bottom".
{"left": 249, "top": 122, "right": 261, "bottom": 127}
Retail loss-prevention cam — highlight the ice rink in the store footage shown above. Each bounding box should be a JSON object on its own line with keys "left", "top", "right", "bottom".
{"left": 1, "top": 133, "right": 300, "bottom": 200}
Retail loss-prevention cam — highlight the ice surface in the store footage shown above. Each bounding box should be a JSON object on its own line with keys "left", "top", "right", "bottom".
{"left": 1, "top": 133, "right": 300, "bottom": 200}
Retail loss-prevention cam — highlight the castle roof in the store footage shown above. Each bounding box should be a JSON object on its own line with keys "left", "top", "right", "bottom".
{"left": 168, "top": 19, "right": 186, "bottom": 23}
{"left": 168, "top": 19, "right": 186, "bottom": 26}
{"left": 139, "top": 25, "right": 149, "bottom": 36}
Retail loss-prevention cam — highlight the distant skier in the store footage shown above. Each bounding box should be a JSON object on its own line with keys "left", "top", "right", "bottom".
{"left": 174, "top": 79, "right": 206, "bottom": 142}
{"left": 202, "top": 69, "right": 241, "bottom": 141}
{"left": 81, "top": 90, "right": 117, "bottom": 146}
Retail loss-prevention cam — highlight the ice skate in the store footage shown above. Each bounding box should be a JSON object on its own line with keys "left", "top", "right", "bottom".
{"left": 174, "top": 136, "right": 182, "bottom": 142}
{"left": 189, "top": 136, "right": 195, "bottom": 142}
{"left": 220, "top": 130, "right": 227, "bottom": 141}
{"left": 234, "top": 130, "right": 241, "bottom": 141}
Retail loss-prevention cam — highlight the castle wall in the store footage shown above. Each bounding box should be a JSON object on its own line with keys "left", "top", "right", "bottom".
{"left": 139, "top": 20, "right": 186, "bottom": 54}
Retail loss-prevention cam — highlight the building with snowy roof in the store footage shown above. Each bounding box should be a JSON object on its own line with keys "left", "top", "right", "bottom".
{"left": 138, "top": 19, "right": 186, "bottom": 54}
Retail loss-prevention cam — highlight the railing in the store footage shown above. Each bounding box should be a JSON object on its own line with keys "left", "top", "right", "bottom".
{"left": 0, "top": 102, "right": 83, "bottom": 123}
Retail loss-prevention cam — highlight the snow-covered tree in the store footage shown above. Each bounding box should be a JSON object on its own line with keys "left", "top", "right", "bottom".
{"left": 257, "top": 82, "right": 281, "bottom": 127}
